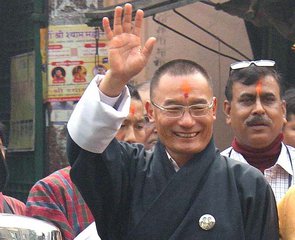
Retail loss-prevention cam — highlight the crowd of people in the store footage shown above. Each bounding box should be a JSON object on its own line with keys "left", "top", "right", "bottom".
{"left": 0, "top": 3, "right": 295, "bottom": 240}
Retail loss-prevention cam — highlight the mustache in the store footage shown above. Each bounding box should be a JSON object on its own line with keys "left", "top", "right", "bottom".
{"left": 245, "top": 115, "right": 272, "bottom": 126}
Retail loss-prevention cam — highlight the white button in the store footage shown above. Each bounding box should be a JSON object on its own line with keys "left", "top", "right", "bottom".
{"left": 199, "top": 214, "right": 215, "bottom": 230}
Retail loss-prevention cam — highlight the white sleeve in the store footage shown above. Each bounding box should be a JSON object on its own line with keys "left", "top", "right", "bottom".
{"left": 74, "top": 222, "right": 100, "bottom": 240}
{"left": 67, "top": 75, "right": 130, "bottom": 153}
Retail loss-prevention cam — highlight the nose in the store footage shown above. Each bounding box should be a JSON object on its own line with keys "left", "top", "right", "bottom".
{"left": 252, "top": 97, "right": 265, "bottom": 114}
{"left": 178, "top": 109, "right": 195, "bottom": 127}
{"left": 124, "top": 127, "right": 137, "bottom": 143}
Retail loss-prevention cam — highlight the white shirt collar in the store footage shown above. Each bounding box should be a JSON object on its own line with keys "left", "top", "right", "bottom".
{"left": 276, "top": 143, "right": 294, "bottom": 176}
{"left": 165, "top": 150, "right": 180, "bottom": 172}
{"left": 228, "top": 143, "right": 294, "bottom": 176}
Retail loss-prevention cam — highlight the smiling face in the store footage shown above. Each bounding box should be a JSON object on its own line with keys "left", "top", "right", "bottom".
{"left": 148, "top": 72, "right": 217, "bottom": 165}
{"left": 224, "top": 76, "right": 286, "bottom": 148}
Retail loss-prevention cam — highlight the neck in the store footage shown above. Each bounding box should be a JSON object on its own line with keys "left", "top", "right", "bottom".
{"left": 167, "top": 152, "right": 192, "bottom": 168}
{"left": 166, "top": 138, "right": 215, "bottom": 168}
{"left": 232, "top": 134, "right": 283, "bottom": 173}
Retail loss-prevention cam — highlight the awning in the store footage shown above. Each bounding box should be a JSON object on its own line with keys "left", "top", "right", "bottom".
{"left": 85, "top": 0, "right": 203, "bottom": 27}
{"left": 208, "top": 0, "right": 295, "bottom": 42}
{"left": 85, "top": 0, "right": 294, "bottom": 42}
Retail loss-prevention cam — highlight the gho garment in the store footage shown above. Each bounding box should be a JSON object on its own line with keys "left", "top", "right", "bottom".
{"left": 26, "top": 166, "right": 94, "bottom": 239}
{"left": 67, "top": 77, "right": 279, "bottom": 240}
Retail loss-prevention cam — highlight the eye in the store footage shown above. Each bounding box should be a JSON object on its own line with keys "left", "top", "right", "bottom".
{"left": 165, "top": 105, "right": 183, "bottom": 112}
{"left": 190, "top": 104, "right": 207, "bottom": 110}
{"left": 239, "top": 96, "right": 255, "bottom": 105}
{"left": 144, "top": 115, "right": 150, "bottom": 123}
{"left": 261, "top": 95, "right": 276, "bottom": 105}
{"left": 135, "top": 122, "right": 145, "bottom": 130}
{"left": 120, "top": 121, "right": 130, "bottom": 129}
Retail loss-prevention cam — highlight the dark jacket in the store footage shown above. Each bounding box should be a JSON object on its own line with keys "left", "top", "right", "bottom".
{"left": 68, "top": 136, "right": 279, "bottom": 240}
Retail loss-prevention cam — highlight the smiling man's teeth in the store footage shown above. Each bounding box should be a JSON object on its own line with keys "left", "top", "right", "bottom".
{"left": 176, "top": 133, "right": 197, "bottom": 138}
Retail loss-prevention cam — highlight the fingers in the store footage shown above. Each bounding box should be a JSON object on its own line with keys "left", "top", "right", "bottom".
{"left": 102, "top": 17, "right": 113, "bottom": 40}
{"left": 141, "top": 37, "right": 157, "bottom": 59}
{"left": 133, "top": 9, "right": 144, "bottom": 37}
{"left": 104, "top": 4, "right": 144, "bottom": 38}
{"left": 113, "top": 6, "right": 123, "bottom": 35}
{"left": 122, "top": 3, "right": 132, "bottom": 33}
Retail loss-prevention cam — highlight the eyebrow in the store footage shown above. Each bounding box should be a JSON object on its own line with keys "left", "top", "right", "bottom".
{"left": 239, "top": 92, "right": 255, "bottom": 98}
{"left": 125, "top": 116, "right": 146, "bottom": 122}
{"left": 163, "top": 98, "right": 209, "bottom": 106}
{"left": 239, "top": 92, "right": 276, "bottom": 99}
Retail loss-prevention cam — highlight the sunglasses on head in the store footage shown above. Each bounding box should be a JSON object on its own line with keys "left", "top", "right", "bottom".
{"left": 230, "top": 60, "right": 276, "bottom": 71}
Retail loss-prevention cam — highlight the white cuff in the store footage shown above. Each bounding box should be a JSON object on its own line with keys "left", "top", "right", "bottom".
{"left": 67, "top": 75, "right": 130, "bottom": 153}
{"left": 98, "top": 87, "right": 121, "bottom": 108}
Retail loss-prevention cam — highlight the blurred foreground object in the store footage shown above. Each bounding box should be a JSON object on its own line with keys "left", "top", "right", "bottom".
{"left": 0, "top": 213, "right": 63, "bottom": 240}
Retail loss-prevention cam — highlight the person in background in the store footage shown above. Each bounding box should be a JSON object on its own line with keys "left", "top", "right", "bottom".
{"left": 67, "top": 4, "right": 278, "bottom": 239}
{"left": 26, "top": 166, "right": 94, "bottom": 239}
{"left": 222, "top": 60, "right": 295, "bottom": 202}
{"left": 115, "top": 84, "right": 146, "bottom": 144}
{"left": 0, "top": 122, "right": 26, "bottom": 214}
{"left": 283, "top": 88, "right": 295, "bottom": 148}
{"left": 277, "top": 185, "right": 295, "bottom": 239}
{"left": 136, "top": 81, "right": 158, "bottom": 150}
{"left": 26, "top": 85, "right": 146, "bottom": 239}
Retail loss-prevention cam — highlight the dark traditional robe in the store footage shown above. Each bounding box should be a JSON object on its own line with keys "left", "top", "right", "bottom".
{"left": 68, "top": 135, "right": 279, "bottom": 240}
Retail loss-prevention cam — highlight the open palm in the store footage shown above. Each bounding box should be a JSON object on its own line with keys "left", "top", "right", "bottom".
{"left": 103, "top": 4, "right": 156, "bottom": 84}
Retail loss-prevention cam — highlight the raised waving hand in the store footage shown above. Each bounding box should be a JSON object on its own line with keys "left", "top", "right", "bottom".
{"left": 100, "top": 3, "right": 156, "bottom": 96}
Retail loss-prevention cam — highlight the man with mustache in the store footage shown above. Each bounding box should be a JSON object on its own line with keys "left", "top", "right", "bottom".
{"left": 222, "top": 60, "right": 295, "bottom": 202}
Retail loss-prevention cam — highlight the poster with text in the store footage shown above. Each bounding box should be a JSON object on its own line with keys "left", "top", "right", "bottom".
{"left": 9, "top": 52, "right": 35, "bottom": 151}
{"left": 46, "top": 24, "right": 109, "bottom": 102}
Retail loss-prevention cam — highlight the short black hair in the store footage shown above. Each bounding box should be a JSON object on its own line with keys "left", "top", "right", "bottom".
{"left": 150, "top": 59, "right": 212, "bottom": 100}
{"left": 225, "top": 65, "right": 284, "bottom": 101}
{"left": 284, "top": 88, "right": 295, "bottom": 121}
{"left": 127, "top": 84, "right": 142, "bottom": 101}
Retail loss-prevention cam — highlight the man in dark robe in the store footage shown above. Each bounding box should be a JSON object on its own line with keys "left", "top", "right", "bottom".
{"left": 67, "top": 3, "right": 279, "bottom": 240}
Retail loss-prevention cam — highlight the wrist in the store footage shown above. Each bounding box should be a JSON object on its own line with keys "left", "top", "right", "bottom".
{"left": 98, "top": 70, "right": 127, "bottom": 97}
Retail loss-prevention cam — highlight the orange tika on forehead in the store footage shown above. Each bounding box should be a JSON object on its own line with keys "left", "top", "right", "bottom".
{"left": 256, "top": 80, "right": 262, "bottom": 96}
{"left": 181, "top": 80, "right": 191, "bottom": 99}
{"left": 130, "top": 103, "right": 136, "bottom": 116}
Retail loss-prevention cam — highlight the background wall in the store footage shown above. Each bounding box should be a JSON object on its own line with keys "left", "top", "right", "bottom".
{"left": 138, "top": 2, "right": 253, "bottom": 150}
{"left": 2, "top": 0, "right": 292, "bottom": 201}
{"left": 48, "top": 0, "right": 253, "bottom": 156}
{"left": 0, "top": 0, "right": 253, "bottom": 201}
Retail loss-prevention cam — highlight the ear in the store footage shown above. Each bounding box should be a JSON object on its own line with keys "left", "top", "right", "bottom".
{"left": 145, "top": 101, "right": 155, "bottom": 122}
{"left": 211, "top": 97, "right": 217, "bottom": 120}
{"left": 223, "top": 100, "right": 232, "bottom": 125}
